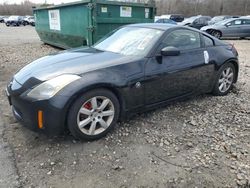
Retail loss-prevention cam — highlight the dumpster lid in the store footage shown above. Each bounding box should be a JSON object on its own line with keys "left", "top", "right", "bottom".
{"left": 33, "top": 0, "right": 155, "bottom": 11}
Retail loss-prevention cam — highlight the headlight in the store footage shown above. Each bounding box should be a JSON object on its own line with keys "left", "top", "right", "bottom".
{"left": 27, "top": 74, "right": 81, "bottom": 100}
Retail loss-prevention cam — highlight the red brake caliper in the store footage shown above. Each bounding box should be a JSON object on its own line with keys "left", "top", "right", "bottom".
{"left": 83, "top": 102, "right": 92, "bottom": 110}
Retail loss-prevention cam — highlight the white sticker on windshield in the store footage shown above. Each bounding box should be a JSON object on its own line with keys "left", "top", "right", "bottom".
{"left": 204, "top": 51, "right": 209, "bottom": 64}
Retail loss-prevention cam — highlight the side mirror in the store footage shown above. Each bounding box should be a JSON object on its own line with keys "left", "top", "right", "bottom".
{"left": 161, "top": 46, "right": 180, "bottom": 56}
{"left": 225, "top": 23, "right": 231, "bottom": 27}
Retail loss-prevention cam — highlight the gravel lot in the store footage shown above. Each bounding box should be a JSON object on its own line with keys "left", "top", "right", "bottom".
{"left": 0, "top": 24, "right": 250, "bottom": 188}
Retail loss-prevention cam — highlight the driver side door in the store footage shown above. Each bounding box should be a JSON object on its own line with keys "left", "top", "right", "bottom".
{"left": 144, "top": 29, "right": 211, "bottom": 105}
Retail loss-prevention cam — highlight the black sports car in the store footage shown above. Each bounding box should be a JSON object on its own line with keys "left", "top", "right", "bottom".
{"left": 6, "top": 24, "right": 239, "bottom": 140}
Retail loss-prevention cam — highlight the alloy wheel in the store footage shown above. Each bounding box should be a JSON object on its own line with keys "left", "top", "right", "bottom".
{"left": 77, "top": 96, "right": 115, "bottom": 136}
{"left": 212, "top": 31, "right": 221, "bottom": 39}
{"left": 218, "top": 67, "right": 234, "bottom": 93}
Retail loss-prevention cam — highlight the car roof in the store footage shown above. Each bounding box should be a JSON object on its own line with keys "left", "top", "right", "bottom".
{"left": 127, "top": 23, "right": 208, "bottom": 32}
{"left": 226, "top": 17, "right": 250, "bottom": 21}
{"left": 125, "top": 23, "right": 226, "bottom": 46}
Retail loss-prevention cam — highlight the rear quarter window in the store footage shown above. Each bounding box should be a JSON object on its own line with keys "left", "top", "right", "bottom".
{"left": 243, "top": 19, "right": 250, "bottom": 25}
{"left": 203, "top": 35, "right": 214, "bottom": 47}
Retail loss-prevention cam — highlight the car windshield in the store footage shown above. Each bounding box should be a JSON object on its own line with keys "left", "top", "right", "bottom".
{"left": 211, "top": 16, "right": 224, "bottom": 22}
{"left": 94, "top": 27, "right": 164, "bottom": 56}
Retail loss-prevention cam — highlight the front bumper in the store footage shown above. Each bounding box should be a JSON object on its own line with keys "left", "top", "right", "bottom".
{"left": 6, "top": 82, "right": 68, "bottom": 136}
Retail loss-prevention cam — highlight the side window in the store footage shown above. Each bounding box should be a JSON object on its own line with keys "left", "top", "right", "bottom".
{"left": 193, "top": 18, "right": 200, "bottom": 24}
{"left": 163, "top": 19, "right": 169, "bottom": 23}
{"left": 232, "top": 20, "right": 242, "bottom": 25}
{"left": 156, "top": 19, "right": 163, "bottom": 23}
{"left": 203, "top": 35, "right": 214, "bottom": 47}
{"left": 242, "top": 19, "right": 250, "bottom": 25}
{"left": 163, "top": 29, "right": 201, "bottom": 51}
{"left": 199, "top": 18, "right": 207, "bottom": 25}
{"left": 204, "top": 17, "right": 211, "bottom": 24}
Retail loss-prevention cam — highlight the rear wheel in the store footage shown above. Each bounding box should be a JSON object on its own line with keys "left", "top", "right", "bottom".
{"left": 212, "top": 63, "right": 235, "bottom": 96}
{"left": 67, "top": 89, "right": 120, "bottom": 140}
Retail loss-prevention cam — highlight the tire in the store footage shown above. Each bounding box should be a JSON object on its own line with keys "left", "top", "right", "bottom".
{"left": 67, "top": 89, "right": 120, "bottom": 140}
{"left": 212, "top": 63, "right": 236, "bottom": 96}
{"left": 211, "top": 30, "right": 222, "bottom": 39}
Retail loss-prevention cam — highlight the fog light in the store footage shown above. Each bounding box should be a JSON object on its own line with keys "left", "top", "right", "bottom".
{"left": 38, "top": 110, "right": 44, "bottom": 129}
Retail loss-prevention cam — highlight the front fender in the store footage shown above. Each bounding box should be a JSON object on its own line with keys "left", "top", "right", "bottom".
{"left": 51, "top": 63, "right": 144, "bottom": 118}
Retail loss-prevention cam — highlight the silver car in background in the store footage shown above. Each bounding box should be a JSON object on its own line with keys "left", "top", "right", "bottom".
{"left": 208, "top": 15, "right": 239, "bottom": 25}
{"left": 201, "top": 18, "right": 250, "bottom": 39}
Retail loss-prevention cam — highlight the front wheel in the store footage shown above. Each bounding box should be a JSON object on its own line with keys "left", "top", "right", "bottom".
{"left": 212, "top": 63, "right": 236, "bottom": 96}
{"left": 67, "top": 89, "right": 120, "bottom": 140}
{"left": 211, "top": 30, "right": 222, "bottom": 39}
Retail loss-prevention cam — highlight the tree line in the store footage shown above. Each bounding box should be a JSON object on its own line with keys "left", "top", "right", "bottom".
{"left": 0, "top": 0, "right": 249, "bottom": 17}
{"left": 155, "top": 0, "right": 250, "bottom": 17}
{"left": 0, "top": 1, "right": 36, "bottom": 16}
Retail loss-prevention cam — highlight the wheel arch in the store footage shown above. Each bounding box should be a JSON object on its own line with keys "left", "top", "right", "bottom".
{"left": 207, "top": 29, "right": 222, "bottom": 37}
{"left": 222, "top": 59, "right": 239, "bottom": 83}
{"left": 62, "top": 84, "right": 126, "bottom": 132}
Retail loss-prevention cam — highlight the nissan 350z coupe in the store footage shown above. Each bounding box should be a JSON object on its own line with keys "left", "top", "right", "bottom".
{"left": 6, "top": 24, "right": 239, "bottom": 140}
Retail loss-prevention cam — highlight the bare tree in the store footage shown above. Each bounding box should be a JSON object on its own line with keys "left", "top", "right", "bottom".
{"left": 155, "top": 0, "right": 250, "bottom": 16}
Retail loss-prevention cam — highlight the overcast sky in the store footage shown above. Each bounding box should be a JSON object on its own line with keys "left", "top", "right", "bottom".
{"left": 1, "top": 0, "right": 78, "bottom": 5}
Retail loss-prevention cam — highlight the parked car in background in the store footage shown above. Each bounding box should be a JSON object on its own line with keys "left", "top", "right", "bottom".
{"left": 241, "top": 15, "right": 250, "bottom": 18}
{"left": 160, "top": 14, "right": 184, "bottom": 22}
{"left": 201, "top": 18, "right": 250, "bottom": 38}
{"left": 6, "top": 23, "right": 239, "bottom": 140}
{"left": 181, "top": 15, "right": 211, "bottom": 29}
{"left": 0, "top": 16, "right": 4, "bottom": 23}
{"left": 5, "top": 16, "right": 22, "bottom": 26}
{"left": 3, "top": 16, "right": 9, "bottom": 23}
{"left": 22, "top": 16, "right": 34, "bottom": 25}
{"left": 208, "top": 15, "right": 238, "bottom": 25}
{"left": 29, "top": 16, "right": 35, "bottom": 26}
{"left": 155, "top": 18, "right": 177, "bottom": 25}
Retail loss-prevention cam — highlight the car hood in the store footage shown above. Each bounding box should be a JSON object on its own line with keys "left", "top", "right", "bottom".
{"left": 14, "top": 47, "right": 140, "bottom": 85}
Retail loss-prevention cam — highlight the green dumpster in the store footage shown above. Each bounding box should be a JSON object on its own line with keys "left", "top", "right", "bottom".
{"left": 33, "top": 0, "right": 155, "bottom": 49}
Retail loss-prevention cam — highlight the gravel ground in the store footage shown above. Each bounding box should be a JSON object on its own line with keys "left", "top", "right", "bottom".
{"left": 0, "top": 24, "right": 250, "bottom": 188}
